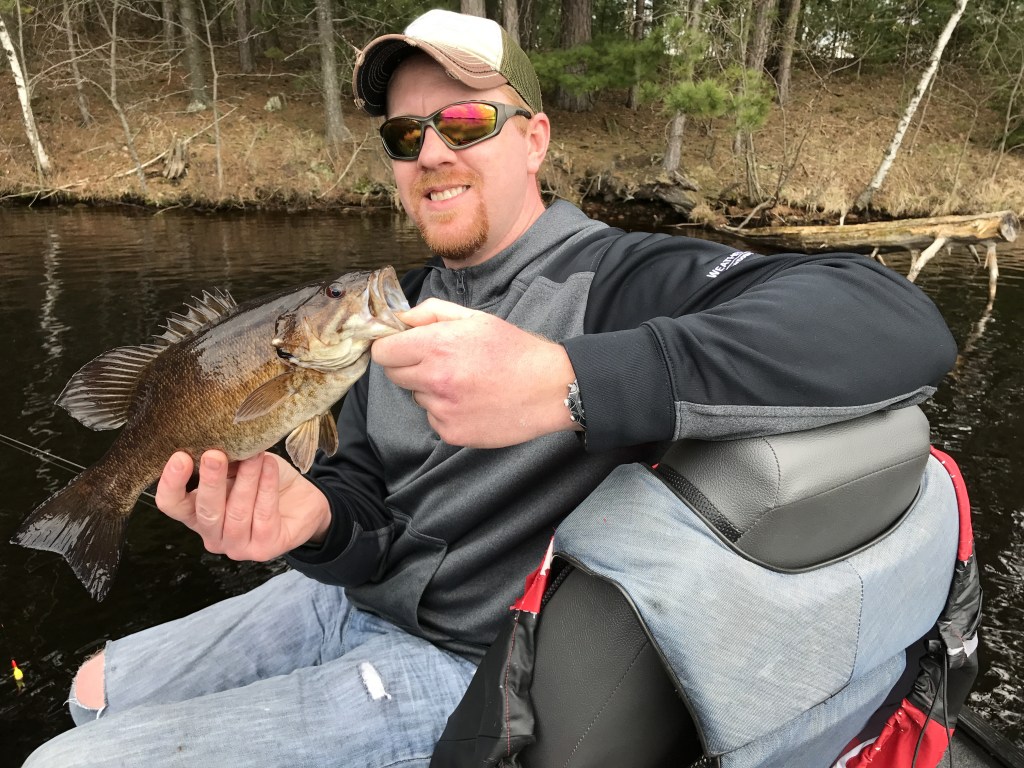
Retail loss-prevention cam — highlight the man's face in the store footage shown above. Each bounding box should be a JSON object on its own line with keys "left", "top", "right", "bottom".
{"left": 386, "top": 57, "right": 548, "bottom": 267}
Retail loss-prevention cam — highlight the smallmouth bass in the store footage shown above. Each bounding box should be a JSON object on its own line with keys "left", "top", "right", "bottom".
{"left": 12, "top": 267, "right": 409, "bottom": 600}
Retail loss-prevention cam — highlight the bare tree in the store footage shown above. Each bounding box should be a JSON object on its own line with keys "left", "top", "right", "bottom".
{"left": 97, "top": 0, "right": 147, "bottom": 193}
{"left": 61, "top": 0, "right": 93, "bottom": 125}
{"left": 178, "top": 0, "right": 209, "bottom": 111}
{"left": 0, "top": 11, "right": 51, "bottom": 175}
{"left": 316, "top": 0, "right": 351, "bottom": 152}
{"left": 855, "top": 0, "right": 969, "bottom": 211}
{"left": 556, "top": 0, "right": 593, "bottom": 112}
{"left": 461, "top": 0, "right": 486, "bottom": 17}
{"left": 773, "top": 0, "right": 800, "bottom": 104}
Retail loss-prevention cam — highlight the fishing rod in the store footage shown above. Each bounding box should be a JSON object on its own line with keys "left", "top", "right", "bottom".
{"left": 0, "top": 432, "right": 157, "bottom": 506}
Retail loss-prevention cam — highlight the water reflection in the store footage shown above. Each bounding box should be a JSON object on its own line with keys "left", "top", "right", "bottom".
{"left": 0, "top": 206, "right": 1021, "bottom": 759}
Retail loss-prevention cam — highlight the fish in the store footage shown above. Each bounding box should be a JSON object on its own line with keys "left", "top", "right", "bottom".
{"left": 11, "top": 266, "right": 410, "bottom": 601}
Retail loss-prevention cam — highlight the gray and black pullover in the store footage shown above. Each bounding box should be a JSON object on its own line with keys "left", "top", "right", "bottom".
{"left": 287, "top": 200, "right": 957, "bottom": 662}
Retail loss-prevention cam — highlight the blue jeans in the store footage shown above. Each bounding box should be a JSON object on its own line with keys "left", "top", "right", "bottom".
{"left": 23, "top": 570, "right": 478, "bottom": 768}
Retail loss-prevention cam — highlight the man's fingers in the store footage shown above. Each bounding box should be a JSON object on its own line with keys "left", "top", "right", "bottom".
{"left": 248, "top": 454, "right": 282, "bottom": 558}
{"left": 155, "top": 452, "right": 197, "bottom": 524}
{"left": 220, "top": 453, "right": 264, "bottom": 550}
{"left": 193, "top": 450, "right": 229, "bottom": 544}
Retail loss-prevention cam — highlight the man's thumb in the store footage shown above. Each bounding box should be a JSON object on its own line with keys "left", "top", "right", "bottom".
{"left": 397, "top": 297, "right": 479, "bottom": 327}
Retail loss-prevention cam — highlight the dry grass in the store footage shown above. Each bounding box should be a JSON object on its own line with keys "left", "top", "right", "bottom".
{"left": 2, "top": 63, "right": 1023, "bottom": 222}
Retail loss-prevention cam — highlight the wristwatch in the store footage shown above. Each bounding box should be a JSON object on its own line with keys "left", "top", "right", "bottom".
{"left": 564, "top": 378, "right": 587, "bottom": 431}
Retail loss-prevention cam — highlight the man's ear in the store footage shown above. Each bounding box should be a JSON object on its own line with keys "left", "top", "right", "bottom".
{"left": 525, "top": 112, "right": 551, "bottom": 175}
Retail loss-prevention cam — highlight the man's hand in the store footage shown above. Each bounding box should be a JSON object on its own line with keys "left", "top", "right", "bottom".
{"left": 155, "top": 450, "right": 332, "bottom": 560}
{"left": 370, "top": 298, "right": 579, "bottom": 448}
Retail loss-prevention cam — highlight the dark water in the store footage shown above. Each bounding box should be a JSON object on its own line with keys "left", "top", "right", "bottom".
{"left": 0, "top": 206, "right": 1020, "bottom": 762}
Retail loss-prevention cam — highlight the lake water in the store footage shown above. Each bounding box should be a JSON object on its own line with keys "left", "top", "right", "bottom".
{"left": 0, "top": 205, "right": 1020, "bottom": 761}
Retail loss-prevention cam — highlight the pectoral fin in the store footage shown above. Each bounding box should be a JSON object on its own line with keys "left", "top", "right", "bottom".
{"left": 234, "top": 373, "right": 297, "bottom": 423}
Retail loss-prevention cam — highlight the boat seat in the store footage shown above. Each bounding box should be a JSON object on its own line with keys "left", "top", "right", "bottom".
{"left": 515, "top": 406, "right": 933, "bottom": 768}
{"left": 655, "top": 405, "right": 931, "bottom": 569}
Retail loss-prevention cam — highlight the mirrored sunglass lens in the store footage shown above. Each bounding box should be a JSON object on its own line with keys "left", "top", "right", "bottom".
{"left": 436, "top": 103, "right": 499, "bottom": 146}
{"left": 382, "top": 119, "right": 422, "bottom": 157}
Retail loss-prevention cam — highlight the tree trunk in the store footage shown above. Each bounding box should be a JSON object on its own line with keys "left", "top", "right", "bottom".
{"left": 461, "top": 0, "right": 486, "bottom": 17}
{"left": 61, "top": 0, "right": 93, "bottom": 126}
{"left": 178, "top": 0, "right": 209, "bottom": 111}
{"left": 626, "top": 0, "right": 645, "bottom": 110}
{"left": 746, "top": 0, "right": 777, "bottom": 73}
{"left": 0, "top": 13, "right": 51, "bottom": 175}
{"left": 200, "top": 1, "right": 225, "bottom": 193}
{"left": 162, "top": 0, "right": 176, "bottom": 48}
{"left": 235, "top": 0, "right": 254, "bottom": 73}
{"left": 556, "top": 0, "right": 593, "bottom": 112}
{"left": 662, "top": 113, "right": 687, "bottom": 174}
{"left": 316, "top": 0, "right": 351, "bottom": 151}
{"left": 855, "top": 0, "right": 969, "bottom": 211}
{"left": 773, "top": 0, "right": 800, "bottom": 104}
{"left": 662, "top": 0, "right": 705, "bottom": 174}
{"left": 104, "top": 0, "right": 147, "bottom": 194}
{"left": 503, "top": 0, "right": 520, "bottom": 47}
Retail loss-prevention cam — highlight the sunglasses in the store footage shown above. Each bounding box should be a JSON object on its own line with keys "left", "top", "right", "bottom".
{"left": 379, "top": 100, "right": 533, "bottom": 161}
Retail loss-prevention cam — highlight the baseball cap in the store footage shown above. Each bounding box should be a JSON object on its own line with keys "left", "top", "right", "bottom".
{"left": 352, "top": 9, "right": 543, "bottom": 117}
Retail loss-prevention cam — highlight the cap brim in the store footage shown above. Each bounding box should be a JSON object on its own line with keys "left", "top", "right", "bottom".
{"left": 353, "top": 35, "right": 509, "bottom": 117}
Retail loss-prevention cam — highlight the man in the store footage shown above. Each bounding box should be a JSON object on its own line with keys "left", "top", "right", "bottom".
{"left": 24, "top": 9, "right": 956, "bottom": 768}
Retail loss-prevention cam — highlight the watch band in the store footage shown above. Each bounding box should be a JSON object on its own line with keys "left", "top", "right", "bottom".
{"left": 564, "top": 378, "right": 587, "bottom": 431}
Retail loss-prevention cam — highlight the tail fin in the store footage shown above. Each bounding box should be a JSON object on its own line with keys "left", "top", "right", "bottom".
{"left": 11, "top": 466, "right": 134, "bottom": 601}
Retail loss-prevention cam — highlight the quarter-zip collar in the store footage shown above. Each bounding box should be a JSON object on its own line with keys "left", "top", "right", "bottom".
{"left": 423, "top": 201, "right": 609, "bottom": 311}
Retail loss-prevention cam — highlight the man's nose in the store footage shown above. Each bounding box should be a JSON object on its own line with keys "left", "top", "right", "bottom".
{"left": 417, "top": 126, "right": 457, "bottom": 167}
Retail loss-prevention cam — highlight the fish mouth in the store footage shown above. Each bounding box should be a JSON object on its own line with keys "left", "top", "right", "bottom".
{"left": 348, "top": 266, "right": 409, "bottom": 341}
{"left": 369, "top": 266, "right": 411, "bottom": 332}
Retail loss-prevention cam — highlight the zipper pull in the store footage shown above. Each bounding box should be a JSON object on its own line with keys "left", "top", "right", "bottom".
{"left": 454, "top": 270, "right": 467, "bottom": 296}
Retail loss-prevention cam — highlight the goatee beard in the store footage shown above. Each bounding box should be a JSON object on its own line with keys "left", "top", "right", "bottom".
{"left": 420, "top": 209, "right": 489, "bottom": 262}
{"left": 412, "top": 171, "right": 489, "bottom": 262}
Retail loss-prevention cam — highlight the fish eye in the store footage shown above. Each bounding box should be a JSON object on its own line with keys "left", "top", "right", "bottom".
{"left": 326, "top": 283, "right": 344, "bottom": 299}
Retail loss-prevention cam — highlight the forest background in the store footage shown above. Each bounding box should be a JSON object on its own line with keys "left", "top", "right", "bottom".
{"left": 1, "top": 0, "right": 1023, "bottom": 228}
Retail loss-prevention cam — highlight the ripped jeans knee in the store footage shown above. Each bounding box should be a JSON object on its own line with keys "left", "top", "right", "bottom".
{"left": 68, "top": 676, "right": 105, "bottom": 725}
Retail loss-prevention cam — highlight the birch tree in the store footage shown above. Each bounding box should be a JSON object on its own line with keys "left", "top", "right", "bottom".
{"left": 0, "top": 11, "right": 51, "bottom": 175}
{"left": 855, "top": 0, "right": 969, "bottom": 211}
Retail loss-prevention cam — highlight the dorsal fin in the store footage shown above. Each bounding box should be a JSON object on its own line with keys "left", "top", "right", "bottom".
{"left": 153, "top": 289, "right": 236, "bottom": 345}
{"left": 57, "top": 344, "right": 163, "bottom": 430}
{"left": 58, "top": 288, "right": 236, "bottom": 430}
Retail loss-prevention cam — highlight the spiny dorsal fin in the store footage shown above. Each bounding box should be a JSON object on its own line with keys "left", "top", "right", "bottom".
{"left": 154, "top": 289, "right": 236, "bottom": 345}
{"left": 57, "top": 344, "right": 163, "bottom": 430}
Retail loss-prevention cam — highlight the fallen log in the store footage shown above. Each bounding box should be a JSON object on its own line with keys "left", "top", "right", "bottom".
{"left": 714, "top": 210, "right": 1018, "bottom": 253}
{"left": 713, "top": 210, "right": 1019, "bottom": 294}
